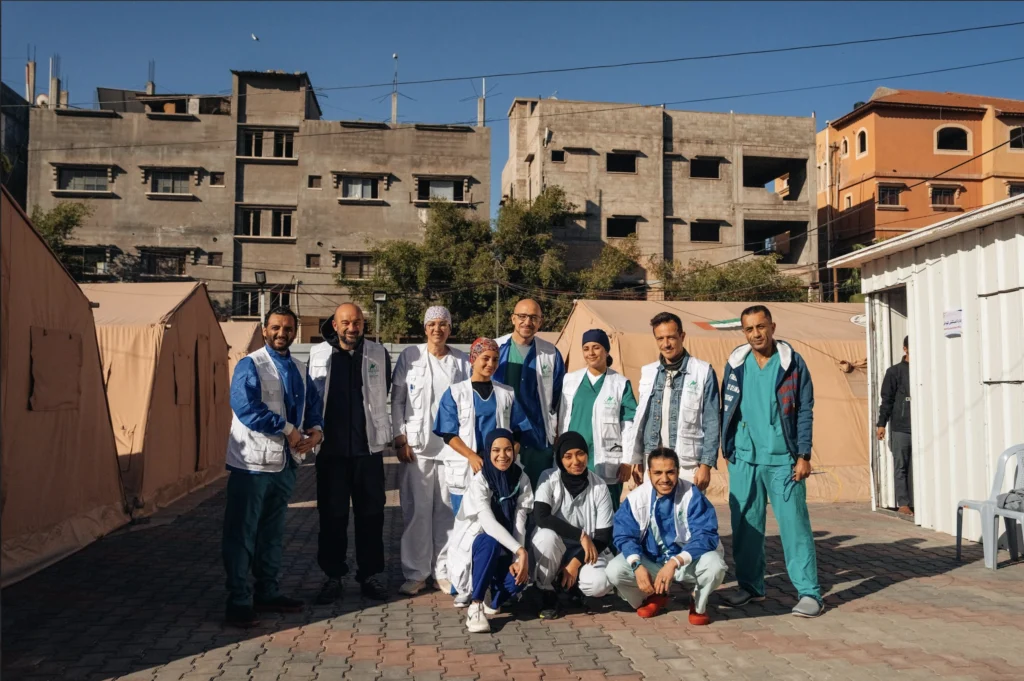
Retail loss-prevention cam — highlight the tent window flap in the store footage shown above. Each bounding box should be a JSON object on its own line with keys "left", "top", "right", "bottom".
{"left": 29, "top": 326, "right": 83, "bottom": 411}
{"left": 173, "top": 352, "right": 194, "bottom": 406}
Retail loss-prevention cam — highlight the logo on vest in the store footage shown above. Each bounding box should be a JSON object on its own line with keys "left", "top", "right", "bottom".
{"left": 540, "top": 362, "right": 552, "bottom": 378}
{"left": 368, "top": 361, "right": 380, "bottom": 380}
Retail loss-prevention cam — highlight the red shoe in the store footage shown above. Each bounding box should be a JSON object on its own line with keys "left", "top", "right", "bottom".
{"left": 636, "top": 594, "right": 669, "bottom": 618}
{"left": 688, "top": 599, "right": 711, "bottom": 626}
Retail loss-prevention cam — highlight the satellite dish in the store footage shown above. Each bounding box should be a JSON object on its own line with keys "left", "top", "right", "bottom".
{"left": 36, "top": 93, "right": 49, "bottom": 108}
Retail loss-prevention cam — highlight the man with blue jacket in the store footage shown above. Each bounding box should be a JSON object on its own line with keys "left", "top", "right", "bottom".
{"left": 222, "top": 307, "right": 324, "bottom": 628}
{"left": 720, "top": 305, "right": 823, "bottom": 618}
{"left": 606, "top": 448, "right": 727, "bottom": 623}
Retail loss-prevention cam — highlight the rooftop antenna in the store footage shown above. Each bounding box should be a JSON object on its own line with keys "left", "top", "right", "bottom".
{"left": 391, "top": 53, "right": 398, "bottom": 124}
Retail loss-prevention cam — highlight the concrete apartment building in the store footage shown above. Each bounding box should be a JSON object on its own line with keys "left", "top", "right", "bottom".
{"left": 1, "top": 82, "right": 30, "bottom": 209}
{"left": 816, "top": 88, "right": 1024, "bottom": 256}
{"left": 27, "top": 69, "right": 490, "bottom": 341}
{"left": 501, "top": 98, "right": 819, "bottom": 292}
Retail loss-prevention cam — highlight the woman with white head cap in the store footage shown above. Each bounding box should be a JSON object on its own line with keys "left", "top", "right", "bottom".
{"left": 391, "top": 305, "right": 471, "bottom": 596}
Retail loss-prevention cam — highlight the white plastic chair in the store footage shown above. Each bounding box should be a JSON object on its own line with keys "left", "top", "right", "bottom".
{"left": 956, "top": 444, "right": 1024, "bottom": 570}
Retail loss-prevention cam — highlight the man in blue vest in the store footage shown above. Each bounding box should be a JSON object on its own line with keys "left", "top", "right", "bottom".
{"left": 494, "top": 298, "right": 566, "bottom": 488}
{"left": 223, "top": 306, "right": 324, "bottom": 628}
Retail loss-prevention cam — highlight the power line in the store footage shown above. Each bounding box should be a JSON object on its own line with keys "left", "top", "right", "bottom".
{"left": 5, "top": 19, "right": 1021, "bottom": 111}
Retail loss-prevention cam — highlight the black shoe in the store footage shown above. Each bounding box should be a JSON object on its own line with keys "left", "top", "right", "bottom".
{"left": 254, "top": 594, "right": 304, "bottom": 613}
{"left": 360, "top": 574, "right": 388, "bottom": 601}
{"left": 538, "top": 589, "right": 560, "bottom": 620}
{"left": 225, "top": 604, "right": 260, "bottom": 628}
{"left": 316, "top": 578, "right": 342, "bottom": 605}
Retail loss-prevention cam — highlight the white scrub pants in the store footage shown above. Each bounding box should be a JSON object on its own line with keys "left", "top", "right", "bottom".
{"left": 606, "top": 548, "right": 726, "bottom": 613}
{"left": 531, "top": 528, "right": 613, "bottom": 597}
{"left": 399, "top": 456, "right": 454, "bottom": 582}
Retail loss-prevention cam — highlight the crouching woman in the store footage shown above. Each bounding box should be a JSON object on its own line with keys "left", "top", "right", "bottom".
{"left": 607, "top": 447, "right": 727, "bottom": 623}
{"left": 447, "top": 428, "right": 534, "bottom": 633}
{"left": 531, "top": 431, "right": 615, "bottom": 619}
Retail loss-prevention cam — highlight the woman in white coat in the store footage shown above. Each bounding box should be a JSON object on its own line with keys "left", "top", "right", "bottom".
{"left": 446, "top": 428, "right": 534, "bottom": 633}
{"left": 531, "top": 431, "right": 615, "bottom": 620}
{"left": 391, "top": 306, "right": 471, "bottom": 596}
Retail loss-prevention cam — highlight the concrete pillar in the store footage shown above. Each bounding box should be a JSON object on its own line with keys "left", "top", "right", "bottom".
{"left": 49, "top": 77, "right": 59, "bottom": 108}
{"left": 478, "top": 97, "right": 485, "bottom": 127}
{"left": 391, "top": 92, "right": 397, "bottom": 125}
{"left": 145, "top": 81, "right": 155, "bottom": 95}
{"left": 26, "top": 61, "right": 36, "bottom": 103}
{"left": 60, "top": 90, "right": 68, "bottom": 109}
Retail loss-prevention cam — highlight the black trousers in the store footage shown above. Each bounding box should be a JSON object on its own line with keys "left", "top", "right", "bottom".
{"left": 316, "top": 454, "right": 386, "bottom": 581}
{"left": 891, "top": 431, "right": 913, "bottom": 508}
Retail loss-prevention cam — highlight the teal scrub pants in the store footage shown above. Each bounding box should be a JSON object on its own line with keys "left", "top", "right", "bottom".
{"left": 728, "top": 458, "right": 821, "bottom": 601}
{"left": 519, "top": 445, "right": 553, "bottom": 490}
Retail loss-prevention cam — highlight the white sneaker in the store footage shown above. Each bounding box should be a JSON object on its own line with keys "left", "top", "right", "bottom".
{"left": 465, "top": 602, "right": 491, "bottom": 633}
{"left": 482, "top": 602, "right": 499, "bottom": 618}
{"left": 399, "top": 579, "right": 427, "bottom": 596}
{"left": 453, "top": 593, "right": 471, "bottom": 608}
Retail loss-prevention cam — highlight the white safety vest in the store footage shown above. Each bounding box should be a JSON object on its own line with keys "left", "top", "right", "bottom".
{"left": 534, "top": 468, "right": 614, "bottom": 538}
{"left": 440, "top": 379, "right": 515, "bottom": 494}
{"left": 557, "top": 368, "right": 638, "bottom": 481}
{"left": 496, "top": 333, "right": 559, "bottom": 446}
{"left": 630, "top": 356, "right": 712, "bottom": 467}
{"left": 622, "top": 478, "right": 724, "bottom": 558}
{"left": 391, "top": 344, "right": 471, "bottom": 455}
{"left": 225, "top": 346, "right": 308, "bottom": 473}
{"left": 308, "top": 339, "right": 391, "bottom": 453}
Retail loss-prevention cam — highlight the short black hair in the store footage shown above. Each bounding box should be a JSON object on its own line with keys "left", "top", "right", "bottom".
{"left": 650, "top": 311, "right": 683, "bottom": 335}
{"left": 264, "top": 306, "right": 298, "bottom": 328}
{"left": 647, "top": 447, "right": 680, "bottom": 470}
{"left": 903, "top": 335, "right": 909, "bottom": 349}
{"left": 740, "top": 304, "right": 773, "bottom": 323}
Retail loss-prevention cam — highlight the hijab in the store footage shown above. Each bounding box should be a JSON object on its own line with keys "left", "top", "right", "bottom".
{"left": 554, "top": 431, "right": 590, "bottom": 499}
{"left": 481, "top": 428, "right": 522, "bottom": 532}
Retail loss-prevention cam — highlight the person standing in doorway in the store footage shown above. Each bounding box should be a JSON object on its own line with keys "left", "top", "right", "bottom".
{"left": 627, "top": 312, "right": 720, "bottom": 491}
{"left": 877, "top": 336, "right": 912, "bottom": 515}
{"left": 557, "top": 329, "right": 639, "bottom": 509}
{"left": 222, "top": 307, "right": 323, "bottom": 628}
{"left": 391, "top": 306, "right": 471, "bottom": 596}
{"left": 495, "top": 298, "right": 566, "bottom": 489}
{"left": 308, "top": 303, "right": 392, "bottom": 604}
{"left": 720, "top": 305, "right": 823, "bottom": 618}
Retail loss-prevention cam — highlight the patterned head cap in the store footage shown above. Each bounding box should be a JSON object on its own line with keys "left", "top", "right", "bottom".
{"left": 469, "top": 337, "right": 499, "bottom": 365}
{"left": 424, "top": 305, "right": 452, "bottom": 326}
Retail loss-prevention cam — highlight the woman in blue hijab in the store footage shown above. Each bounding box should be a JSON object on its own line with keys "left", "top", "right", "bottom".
{"left": 444, "top": 428, "right": 535, "bottom": 634}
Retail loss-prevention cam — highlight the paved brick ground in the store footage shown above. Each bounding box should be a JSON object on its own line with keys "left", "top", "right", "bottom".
{"left": 3, "top": 458, "right": 1023, "bottom": 681}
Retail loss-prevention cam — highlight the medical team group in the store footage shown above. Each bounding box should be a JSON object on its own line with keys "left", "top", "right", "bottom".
{"left": 221, "top": 297, "right": 824, "bottom": 631}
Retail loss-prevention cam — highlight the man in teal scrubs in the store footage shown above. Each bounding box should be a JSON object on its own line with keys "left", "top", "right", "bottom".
{"left": 495, "top": 298, "right": 566, "bottom": 488}
{"left": 720, "top": 305, "right": 823, "bottom": 618}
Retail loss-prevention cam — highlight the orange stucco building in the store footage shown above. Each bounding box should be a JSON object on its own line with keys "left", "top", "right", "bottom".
{"left": 816, "top": 87, "right": 1024, "bottom": 256}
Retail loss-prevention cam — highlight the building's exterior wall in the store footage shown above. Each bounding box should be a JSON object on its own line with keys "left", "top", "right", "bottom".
{"left": 859, "top": 213, "right": 1024, "bottom": 539}
{"left": 1, "top": 83, "right": 31, "bottom": 210}
{"left": 27, "top": 70, "right": 489, "bottom": 341}
{"left": 501, "top": 99, "right": 817, "bottom": 284}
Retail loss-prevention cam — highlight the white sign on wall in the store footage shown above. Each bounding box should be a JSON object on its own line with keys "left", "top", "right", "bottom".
{"left": 943, "top": 309, "right": 963, "bottom": 337}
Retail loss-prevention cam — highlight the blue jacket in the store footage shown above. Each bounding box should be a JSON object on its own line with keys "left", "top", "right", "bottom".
{"left": 494, "top": 338, "right": 566, "bottom": 450}
{"left": 612, "top": 479, "right": 720, "bottom": 565}
{"left": 230, "top": 345, "right": 324, "bottom": 438}
{"left": 721, "top": 340, "right": 814, "bottom": 462}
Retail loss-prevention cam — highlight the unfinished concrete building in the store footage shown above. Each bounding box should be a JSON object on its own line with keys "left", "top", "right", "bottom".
{"left": 501, "top": 99, "right": 818, "bottom": 293}
{"left": 27, "top": 69, "right": 490, "bottom": 341}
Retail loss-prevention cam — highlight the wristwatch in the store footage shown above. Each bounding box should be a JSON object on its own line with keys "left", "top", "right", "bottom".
{"left": 628, "top": 558, "right": 641, "bottom": 573}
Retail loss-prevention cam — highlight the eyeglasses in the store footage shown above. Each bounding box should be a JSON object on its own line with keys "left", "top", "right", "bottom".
{"left": 512, "top": 313, "right": 542, "bottom": 323}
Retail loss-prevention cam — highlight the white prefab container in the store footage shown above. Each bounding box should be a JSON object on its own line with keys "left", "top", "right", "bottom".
{"left": 828, "top": 196, "right": 1024, "bottom": 541}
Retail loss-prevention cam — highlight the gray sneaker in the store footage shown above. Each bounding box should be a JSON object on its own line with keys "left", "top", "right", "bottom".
{"left": 792, "top": 596, "right": 824, "bottom": 618}
{"left": 720, "top": 588, "right": 765, "bottom": 607}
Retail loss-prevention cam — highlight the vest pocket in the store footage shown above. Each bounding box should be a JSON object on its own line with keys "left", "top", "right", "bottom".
{"left": 599, "top": 422, "right": 621, "bottom": 449}
{"left": 406, "top": 419, "right": 424, "bottom": 448}
{"left": 675, "top": 435, "right": 702, "bottom": 465}
{"left": 443, "top": 458, "right": 471, "bottom": 494}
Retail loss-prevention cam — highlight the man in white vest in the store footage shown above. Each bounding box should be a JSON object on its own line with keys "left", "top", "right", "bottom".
{"left": 308, "top": 303, "right": 392, "bottom": 603}
{"left": 628, "top": 312, "right": 720, "bottom": 491}
{"left": 495, "top": 298, "right": 566, "bottom": 489}
{"left": 223, "top": 307, "right": 324, "bottom": 628}
{"left": 391, "top": 306, "right": 471, "bottom": 596}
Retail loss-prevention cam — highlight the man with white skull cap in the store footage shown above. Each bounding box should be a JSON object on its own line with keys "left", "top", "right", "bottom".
{"left": 391, "top": 305, "right": 471, "bottom": 595}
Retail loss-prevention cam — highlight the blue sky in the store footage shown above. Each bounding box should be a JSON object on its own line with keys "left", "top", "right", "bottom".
{"left": 4, "top": 1, "right": 1023, "bottom": 216}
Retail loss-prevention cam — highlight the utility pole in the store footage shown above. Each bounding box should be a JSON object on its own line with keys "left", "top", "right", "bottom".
{"left": 495, "top": 281, "right": 500, "bottom": 338}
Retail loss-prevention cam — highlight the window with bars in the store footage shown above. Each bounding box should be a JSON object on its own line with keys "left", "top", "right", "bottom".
{"left": 936, "top": 127, "right": 968, "bottom": 151}
{"left": 273, "top": 131, "right": 294, "bottom": 158}
{"left": 417, "top": 179, "right": 464, "bottom": 202}
{"left": 81, "top": 249, "right": 109, "bottom": 274}
{"left": 237, "top": 209, "right": 262, "bottom": 236}
{"left": 58, "top": 168, "right": 108, "bottom": 192}
{"left": 1010, "top": 127, "right": 1024, "bottom": 150}
{"left": 151, "top": 171, "right": 191, "bottom": 195}
{"left": 1009, "top": 184, "right": 1024, "bottom": 197}
{"left": 271, "top": 210, "right": 293, "bottom": 238}
{"left": 241, "top": 130, "right": 263, "bottom": 157}
{"left": 142, "top": 252, "right": 186, "bottom": 276}
{"left": 340, "top": 255, "right": 374, "bottom": 279}
{"left": 878, "top": 186, "right": 902, "bottom": 206}
{"left": 233, "top": 287, "right": 291, "bottom": 317}
{"left": 931, "top": 187, "right": 957, "bottom": 206}
{"left": 343, "top": 177, "right": 379, "bottom": 200}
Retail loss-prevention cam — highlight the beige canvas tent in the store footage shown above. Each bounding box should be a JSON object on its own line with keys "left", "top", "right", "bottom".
{"left": 220, "top": 320, "right": 262, "bottom": 379}
{"left": 1, "top": 187, "right": 128, "bottom": 586}
{"left": 556, "top": 300, "right": 870, "bottom": 504}
{"left": 81, "top": 282, "right": 231, "bottom": 515}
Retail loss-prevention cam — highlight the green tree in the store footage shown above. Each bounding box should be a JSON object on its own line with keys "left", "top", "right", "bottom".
{"left": 651, "top": 253, "right": 806, "bottom": 302}
{"left": 341, "top": 187, "right": 638, "bottom": 343}
{"left": 30, "top": 201, "right": 94, "bottom": 269}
